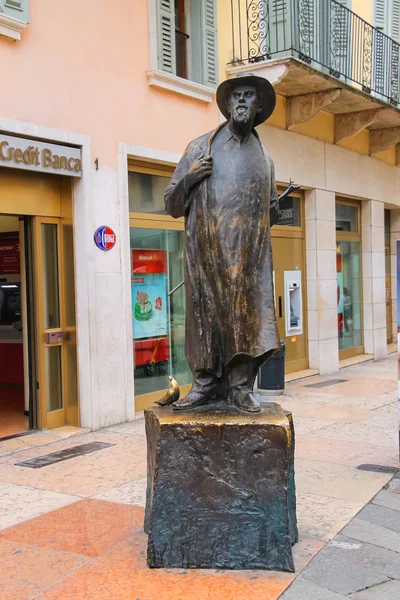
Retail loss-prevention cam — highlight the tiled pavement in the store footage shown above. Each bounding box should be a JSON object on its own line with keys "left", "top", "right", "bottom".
{"left": 280, "top": 474, "right": 400, "bottom": 599}
{"left": 0, "top": 356, "right": 398, "bottom": 599}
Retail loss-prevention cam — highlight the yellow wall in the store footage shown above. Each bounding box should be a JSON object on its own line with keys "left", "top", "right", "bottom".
{"left": 374, "top": 148, "right": 397, "bottom": 166}
{"left": 337, "top": 130, "right": 370, "bottom": 156}
{"left": 291, "top": 112, "right": 335, "bottom": 145}
{"left": 352, "top": 0, "right": 372, "bottom": 24}
{"left": 268, "top": 95, "right": 286, "bottom": 130}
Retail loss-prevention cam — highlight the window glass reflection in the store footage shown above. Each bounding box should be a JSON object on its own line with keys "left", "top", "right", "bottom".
{"left": 337, "top": 241, "right": 362, "bottom": 351}
{"left": 336, "top": 204, "right": 358, "bottom": 233}
{"left": 130, "top": 227, "right": 191, "bottom": 397}
{"left": 276, "top": 196, "right": 301, "bottom": 227}
{"left": 128, "top": 172, "right": 170, "bottom": 215}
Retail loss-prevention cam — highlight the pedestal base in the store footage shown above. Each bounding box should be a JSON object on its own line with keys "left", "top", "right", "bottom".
{"left": 144, "top": 403, "right": 298, "bottom": 571}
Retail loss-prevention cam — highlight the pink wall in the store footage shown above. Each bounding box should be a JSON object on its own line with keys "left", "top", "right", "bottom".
{"left": 0, "top": 0, "right": 220, "bottom": 167}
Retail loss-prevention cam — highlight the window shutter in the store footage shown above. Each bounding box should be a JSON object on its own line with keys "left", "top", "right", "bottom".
{"left": 1, "top": 0, "right": 29, "bottom": 23}
{"left": 156, "top": 0, "right": 176, "bottom": 75}
{"left": 268, "top": 1, "right": 291, "bottom": 55}
{"left": 201, "top": 0, "right": 217, "bottom": 87}
{"left": 373, "top": 0, "right": 387, "bottom": 95}
{"left": 373, "top": 0, "right": 387, "bottom": 31}
{"left": 390, "top": 0, "right": 400, "bottom": 42}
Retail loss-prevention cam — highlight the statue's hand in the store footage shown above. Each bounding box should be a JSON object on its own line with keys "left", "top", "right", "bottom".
{"left": 185, "top": 155, "right": 213, "bottom": 190}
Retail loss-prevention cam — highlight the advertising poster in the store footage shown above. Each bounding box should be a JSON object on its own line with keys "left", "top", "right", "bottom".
{"left": 131, "top": 249, "right": 168, "bottom": 340}
{"left": 0, "top": 232, "right": 20, "bottom": 275}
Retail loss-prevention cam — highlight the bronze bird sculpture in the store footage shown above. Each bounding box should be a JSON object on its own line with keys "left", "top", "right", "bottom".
{"left": 155, "top": 376, "right": 180, "bottom": 406}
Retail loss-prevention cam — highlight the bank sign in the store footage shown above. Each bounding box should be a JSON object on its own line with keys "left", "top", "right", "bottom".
{"left": 0, "top": 134, "right": 82, "bottom": 177}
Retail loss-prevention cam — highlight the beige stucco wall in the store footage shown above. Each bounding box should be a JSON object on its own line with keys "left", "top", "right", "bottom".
{"left": 258, "top": 123, "right": 397, "bottom": 368}
{"left": 257, "top": 124, "right": 400, "bottom": 206}
{"left": 0, "top": 0, "right": 219, "bottom": 168}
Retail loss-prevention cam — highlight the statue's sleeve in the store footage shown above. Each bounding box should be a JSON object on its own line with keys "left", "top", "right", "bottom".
{"left": 269, "top": 158, "right": 280, "bottom": 227}
{"left": 164, "top": 144, "right": 195, "bottom": 219}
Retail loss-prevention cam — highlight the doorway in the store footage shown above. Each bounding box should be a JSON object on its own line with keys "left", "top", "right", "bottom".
{"left": 385, "top": 209, "right": 392, "bottom": 344}
{"left": 0, "top": 215, "right": 28, "bottom": 438}
{"left": 0, "top": 169, "right": 78, "bottom": 437}
{"left": 336, "top": 199, "right": 363, "bottom": 360}
{"left": 271, "top": 191, "right": 308, "bottom": 374}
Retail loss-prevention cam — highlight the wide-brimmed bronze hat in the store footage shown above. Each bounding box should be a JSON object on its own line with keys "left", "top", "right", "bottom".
{"left": 216, "top": 72, "right": 276, "bottom": 127}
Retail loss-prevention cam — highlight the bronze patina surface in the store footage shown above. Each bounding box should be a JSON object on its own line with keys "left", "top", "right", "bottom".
{"left": 144, "top": 404, "right": 298, "bottom": 571}
{"left": 164, "top": 72, "right": 284, "bottom": 414}
{"left": 145, "top": 73, "right": 298, "bottom": 573}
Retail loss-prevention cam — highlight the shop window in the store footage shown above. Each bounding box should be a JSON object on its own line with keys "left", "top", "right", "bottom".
{"left": 384, "top": 209, "right": 392, "bottom": 343}
{"left": 276, "top": 195, "right": 301, "bottom": 227}
{"left": 336, "top": 201, "right": 363, "bottom": 358}
{"left": 155, "top": 0, "right": 217, "bottom": 87}
{"left": 128, "top": 171, "right": 169, "bottom": 215}
{"left": 130, "top": 227, "right": 191, "bottom": 397}
{"left": 336, "top": 241, "right": 363, "bottom": 352}
{"left": 336, "top": 203, "right": 358, "bottom": 233}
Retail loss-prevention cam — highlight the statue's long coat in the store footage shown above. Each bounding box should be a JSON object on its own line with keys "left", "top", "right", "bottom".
{"left": 165, "top": 123, "right": 280, "bottom": 377}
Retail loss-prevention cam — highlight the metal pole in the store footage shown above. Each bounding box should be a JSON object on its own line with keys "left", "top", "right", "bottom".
{"left": 168, "top": 280, "right": 185, "bottom": 297}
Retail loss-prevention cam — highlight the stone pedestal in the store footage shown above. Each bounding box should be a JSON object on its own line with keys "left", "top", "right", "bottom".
{"left": 144, "top": 403, "right": 297, "bottom": 571}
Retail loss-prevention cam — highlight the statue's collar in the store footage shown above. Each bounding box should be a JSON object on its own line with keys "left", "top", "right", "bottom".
{"left": 207, "top": 121, "right": 263, "bottom": 154}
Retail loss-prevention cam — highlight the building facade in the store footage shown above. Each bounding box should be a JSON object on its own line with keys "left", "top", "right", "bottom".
{"left": 1, "top": 0, "right": 400, "bottom": 436}
{"left": 221, "top": 0, "right": 400, "bottom": 375}
{"left": 0, "top": 0, "right": 219, "bottom": 435}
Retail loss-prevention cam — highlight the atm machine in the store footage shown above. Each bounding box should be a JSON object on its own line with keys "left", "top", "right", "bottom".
{"left": 284, "top": 271, "right": 303, "bottom": 338}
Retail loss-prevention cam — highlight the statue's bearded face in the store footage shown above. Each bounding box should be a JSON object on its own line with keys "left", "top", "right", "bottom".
{"left": 228, "top": 85, "right": 262, "bottom": 125}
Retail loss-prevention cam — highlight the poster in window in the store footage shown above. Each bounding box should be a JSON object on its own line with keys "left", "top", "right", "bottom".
{"left": 131, "top": 250, "right": 168, "bottom": 339}
{"left": 0, "top": 232, "right": 20, "bottom": 275}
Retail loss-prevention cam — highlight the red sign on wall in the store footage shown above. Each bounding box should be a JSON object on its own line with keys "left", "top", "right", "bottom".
{"left": 0, "top": 232, "right": 20, "bottom": 275}
{"left": 132, "top": 250, "right": 167, "bottom": 274}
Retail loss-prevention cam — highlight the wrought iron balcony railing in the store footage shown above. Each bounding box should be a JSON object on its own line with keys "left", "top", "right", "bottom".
{"left": 228, "top": 0, "right": 400, "bottom": 106}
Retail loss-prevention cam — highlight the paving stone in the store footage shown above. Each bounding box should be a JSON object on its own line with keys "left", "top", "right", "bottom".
{"left": 279, "top": 578, "right": 347, "bottom": 599}
{"left": 291, "top": 417, "right": 331, "bottom": 435}
{"left": 352, "top": 580, "right": 400, "bottom": 599}
{"left": 342, "top": 518, "right": 400, "bottom": 554}
{"left": 106, "top": 420, "right": 146, "bottom": 437}
{"left": 0, "top": 482, "right": 80, "bottom": 530}
{"left": 92, "top": 475, "right": 147, "bottom": 506}
{"left": 332, "top": 534, "right": 400, "bottom": 580}
{"left": 372, "top": 489, "right": 400, "bottom": 512}
{"left": 357, "top": 503, "right": 400, "bottom": 533}
{"left": 308, "top": 414, "right": 398, "bottom": 449}
{"left": 300, "top": 544, "right": 389, "bottom": 595}
{"left": 295, "top": 459, "right": 390, "bottom": 503}
{"left": 296, "top": 492, "right": 362, "bottom": 541}
{"left": 387, "top": 477, "right": 400, "bottom": 494}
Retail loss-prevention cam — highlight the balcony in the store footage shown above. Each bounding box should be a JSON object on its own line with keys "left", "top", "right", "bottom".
{"left": 227, "top": 0, "right": 400, "bottom": 156}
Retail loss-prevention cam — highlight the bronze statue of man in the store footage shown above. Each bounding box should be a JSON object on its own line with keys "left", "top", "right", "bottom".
{"left": 165, "top": 73, "right": 280, "bottom": 413}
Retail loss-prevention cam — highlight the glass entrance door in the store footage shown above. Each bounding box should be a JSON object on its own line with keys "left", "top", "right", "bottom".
{"left": 337, "top": 240, "right": 363, "bottom": 354}
{"left": 336, "top": 200, "right": 363, "bottom": 359}
{"left": 385, "top": 209, "right": 392, "bottom": 344}
{"left": 33, "top": 217, "right": 77, "bottom": 429}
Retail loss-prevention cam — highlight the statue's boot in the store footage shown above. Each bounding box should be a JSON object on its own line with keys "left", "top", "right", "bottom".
{"left": 173, "top": 371, "right": 219, "bottom": 411}
{"left": 227, "top": 357, "right": 262, "bottom": 413}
